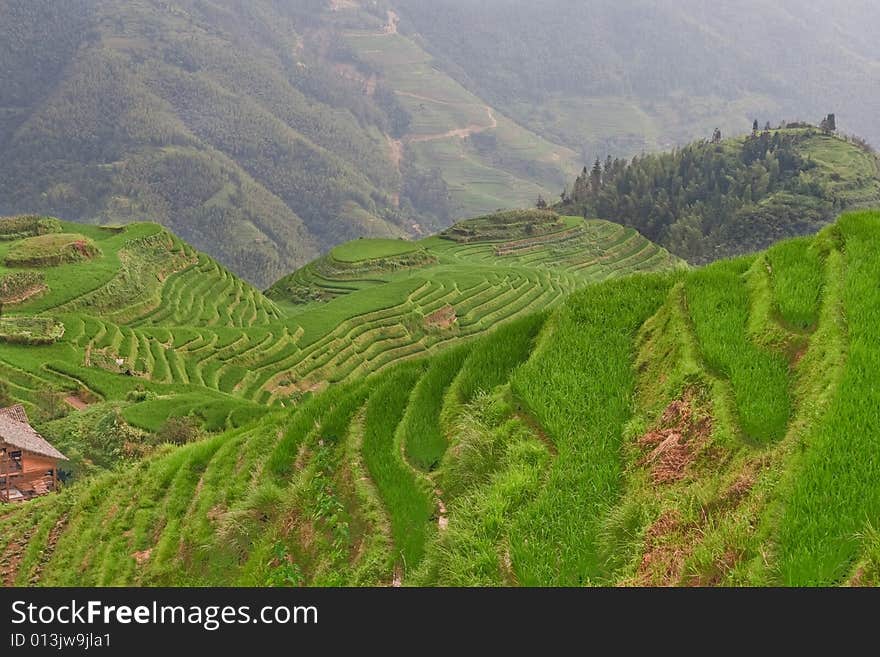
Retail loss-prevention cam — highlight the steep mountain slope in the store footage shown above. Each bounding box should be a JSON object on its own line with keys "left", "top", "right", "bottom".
{"left": 0, "top": 0, "right": 402, "bottom": 287}
{"left": 2, "top": 210, "right": 879, "bottom": 587}
{"left": 323, "top": 4, "right": 581, "bottom": 218}
{"left": 0, "top": 0, "right": 581, "bottom": 287}
{"left": 394, "top": 0, "right": 880, "bottom": 159}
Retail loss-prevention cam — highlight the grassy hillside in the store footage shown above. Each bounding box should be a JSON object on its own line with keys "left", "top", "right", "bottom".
{"left": 0, "top": 210, "right": 675, "bottom": 475}
{"left": 561, "top": 129, "right": 880, "bottom": 264}
{"left": 3, "top": 210, "right": 879, "bottom": 586}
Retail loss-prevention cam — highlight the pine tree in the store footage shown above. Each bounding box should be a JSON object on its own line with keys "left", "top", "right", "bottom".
{"left": 590, "top": 158, "right": 603, "bottom": 195}
{"left": 753, "top": 119, "right": 759, "bottom": 134}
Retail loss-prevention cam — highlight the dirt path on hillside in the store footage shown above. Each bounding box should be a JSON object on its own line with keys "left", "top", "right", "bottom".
{"left": 406, "top": 106, "right": 497, "bottom": 144}
{"left": 0, "top": 526, "right": 36, "bottom": 586}
{"left": 64, "top": 395, "right": 90, "bottom": 411}
{"left": 435, "top": 488, "right": 449, "bottom": 531}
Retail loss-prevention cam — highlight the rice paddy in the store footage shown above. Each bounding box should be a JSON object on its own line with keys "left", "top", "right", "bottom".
{"left": 3, "top": 210, "right": 880, "bottom": 587}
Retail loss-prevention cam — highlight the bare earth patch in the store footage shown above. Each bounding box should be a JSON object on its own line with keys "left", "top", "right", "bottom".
{"left": 424, "top": 305, "right": 457, "bottom": 330}
{"left": 637, "top": 393, "right": 713, "bottom": 484}
{"left": 634, "top": 510, "right": 693, "bottom": 585}
{"left": 132, "top": 548, "right": 152, "bottom": 566}
{"left": 1, "top": 526, "right": 37, "bottom": 586}
{"left": 1, "top": 284, "right": 47, "bottom": 305}
{"left": 64, "top": 394, "right": 90, "bottom": 411}
{"left": 30, "top": 514, "right": 68, "bottom": 583}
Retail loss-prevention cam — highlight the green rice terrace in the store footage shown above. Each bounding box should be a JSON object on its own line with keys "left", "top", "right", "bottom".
{"left": 2, "top": 209, "right": 880, "bottom": 587}
{"left": 0, "top": 210, "right": 676, "bottom": 464}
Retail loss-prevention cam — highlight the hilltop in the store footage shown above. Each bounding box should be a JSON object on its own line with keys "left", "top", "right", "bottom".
{"left": 2, "top": 209, "right": 879, "bottom": 586}
{"left": 560, "top": 128, "right": 880, "bottom": 263}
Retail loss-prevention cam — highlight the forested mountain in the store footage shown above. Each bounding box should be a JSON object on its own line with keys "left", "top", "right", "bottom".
{"left": 0, "top": 1, "right": 429, "bottom": 287}
{"left": 0, "top": 0, "right": 580, "bottom": 286}
{"left": 559, "top": 128, "right": 880, "bottom": 263}
{"left": 2, "top": 0, "right": 878, "bottom": 287}
{"left": 395, "top": 0, "right": 880, "bottom": 161}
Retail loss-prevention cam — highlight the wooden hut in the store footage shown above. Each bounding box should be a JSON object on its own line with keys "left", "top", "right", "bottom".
{"left": 0, "top": 405, "right": 66, "bottom": 502}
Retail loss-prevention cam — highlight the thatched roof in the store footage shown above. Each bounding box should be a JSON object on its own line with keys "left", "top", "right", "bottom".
{"left": 0, "top": 405, "right": 67, "bottom": 460}
{"left": 0, "top": 404, "right": 29, "bottom": 424}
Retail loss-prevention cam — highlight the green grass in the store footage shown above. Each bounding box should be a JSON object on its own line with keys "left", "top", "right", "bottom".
{"left": 508, "top": 274, "right": 673, "bottom": 584}
{"left": 414, "top": 391, "right": 552, "bottom": 586}
{"left": 10, "top": 210, "right": 880, "bottom": 588}
{"left": 775, "top": 211, "right": 880, "bottom": 584}
{"left": 766, "top": 237, "right": 825, "bottom": 330}
{"left": 361, "top": 365, "right": 434, "bottom": 574}
{"left": 4, "top": 233, "right": 100, "bottom": 267}
{"left": 400, "top": 345, "right": 470, "bottom": 471}
{"left": 685, "top": 259, "right": 792, "bottom": 443}
{"left": 330, "top": 238, "right": 421, "bottom": 263}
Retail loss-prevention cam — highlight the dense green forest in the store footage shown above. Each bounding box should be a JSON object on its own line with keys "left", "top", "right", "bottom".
{"left": 0, "top": 0, "right": 423, "bottom": 287}
{"left": 558, "top": 129, "right": 880, "bottom": 262}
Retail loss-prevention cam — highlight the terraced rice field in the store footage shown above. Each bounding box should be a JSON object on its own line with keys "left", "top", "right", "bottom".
{"left": 6, "top": 211, "right": 880, "bottom": 587}
{"left": 0, "top": 215, "right": 679, "bottom": 425}
{"left": 4, "top": 212, "right": 880, "bottom": 587}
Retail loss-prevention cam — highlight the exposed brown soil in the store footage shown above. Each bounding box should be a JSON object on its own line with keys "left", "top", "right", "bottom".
{"left": 132, "top": 548, "right": 152, "bottom": 566}
{"left": 424, "top": 305, "right": 457, "bottom": 330}
{"left": 383, "top": 10, "right": 399, "bottom": 35}
{"left": 29, "top": 514, "right": 68, "bottom": 583}
{"left": 514, "top": 410, "right": 558, "bottom": 456}
{"left": 435, "top": 488, "right": 448, "bottom": 531}
{"left": 0, "top": 526, "right": 36, "bottom": 586}
{"left": 628, "top": 391, "right": 757, "bottom": 585}
{"left": 848, "top": 567, "right": 870, "bottom": 587}
{"left": 64, "top": 394, "right": 90, "bottom": 410}
{"left": 634, "top": 511, "right": 743, "bottom": 587}
{"left": 207, "top": 505, "right": 225, "bottom": 524}
{"left": 637, "top": 394, "right": 712, "bottom": 484}
{"left": 634, "top": 510, "right": 693, "bottom": 586}
{"left": 405, "top": 106, "right": 497, "bottom": 144}
{"left": 500, "top": 546, "right": 518, "bottom": 585}
{"left": 386, "top": 134, "right": 403, "bottom": 170}
{"left": 0, "top": 284, "right": 47, "bottom": 305}
{"left": 687, "top": 548, "right": 744, "bottom": 587}
{"left": 267, "top": 378, "right": 328, "bottom": 400}
{"left": 720, "top": 469, "right": 757, "bottom": 509}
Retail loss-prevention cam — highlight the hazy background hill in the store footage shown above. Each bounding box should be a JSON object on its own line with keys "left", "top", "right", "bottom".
{"left": 395, "top": 0, "right": 880, "bottom": 158}
{"left": 0, "top": 0, "right": 878, "bottom": 286}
